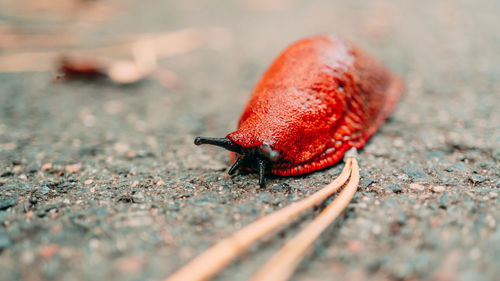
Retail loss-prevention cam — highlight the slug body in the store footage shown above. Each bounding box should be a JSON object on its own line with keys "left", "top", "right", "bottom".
{"left": 195, "top": 35, "right": 403, "bottom": 186}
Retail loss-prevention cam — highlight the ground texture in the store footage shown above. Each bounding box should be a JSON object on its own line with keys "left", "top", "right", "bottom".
{"left": 0, "top": 0, "right": 499, "bottom": 280}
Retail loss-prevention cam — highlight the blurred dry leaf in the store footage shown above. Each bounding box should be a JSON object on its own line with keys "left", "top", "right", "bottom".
{"left": 107, "top": 61, "right": 145, "bottom": 84}
{"left": 0, "top": 27, "right": 232, "bottom": 79}
{"left": 59, "top": 41, "right": 158, "bottom": 85}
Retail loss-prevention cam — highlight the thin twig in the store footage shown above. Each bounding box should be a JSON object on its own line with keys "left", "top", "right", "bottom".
{"left": 251, "top": 157, "right": 360, "bottom": 281}
{"left": 164, "top": 160, "right": 353, "bottom": 281}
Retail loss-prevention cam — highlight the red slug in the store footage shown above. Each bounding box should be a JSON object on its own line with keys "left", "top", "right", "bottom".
{"left": 195, "top": 35, "right": 403, "bottom": 187}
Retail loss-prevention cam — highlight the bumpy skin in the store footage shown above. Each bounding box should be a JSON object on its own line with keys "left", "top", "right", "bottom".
{"left": 227, "top": 35, "right": 403, "bottom": 176}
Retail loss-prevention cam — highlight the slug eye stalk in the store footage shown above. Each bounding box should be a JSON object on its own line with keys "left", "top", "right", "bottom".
{"left": 194, "top": 137, "right": 241, "bottom": 154}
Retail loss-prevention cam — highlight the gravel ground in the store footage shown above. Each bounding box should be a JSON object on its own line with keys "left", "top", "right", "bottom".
{"left": 1, "top": 0, "right": 499, "bottom": 280}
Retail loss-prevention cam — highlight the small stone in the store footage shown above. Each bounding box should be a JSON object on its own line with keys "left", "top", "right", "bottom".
{"left": 39, "top": 185, "right": 50, "bottom": 195}
{"left": 389, "top": 184, "right": 403, "bottom": 193}
{"left": 432, "top": 186, "right": 446, "bottom": 193}
{"left": 453, "top": 162, "right": 468, "bottom": 172}
{"left": 156, "top": 179, "right": 165, "bottom": 186}
{"left": 132, "top": 192, "right": 145, "bottom": 203}
{"left": 26, "top": 210, "right": 34, "bottom": 218}
{"left": 0, "top": 198, "right": 17, "bottom": 211}
{"left": 65, "top": 163, "right": 82, "bottom": 173}
{"left": 2, "top": 142, "right": 16, "bottom": 150}
{"left": 361, "top": 178, "right": 375, "bottom": 187}
{"left": 347, "top": 240, "right": 363, "bottom": 253}
{"left": 397, "top": 213, "right": 407, "bottom": 224}
{"left": 130, "top": 181, "right": 139, "bottom": 188}
{"left": 12, "top": 165, "right": 22, "bottom": 174}
{"left": 83, "top": 180, "right": 93, "bottom": 185}
{"left": 0, "top": 231, "right": 12, "bottom": 249}
{"left": 403, "top": 164, "right": 427, "bottom": 178}
{"left": 393, "top": 138, "right": 404, "bottom": 147}
{"left": 358, "top": 202, "right": 368, "bottom": 209}
{"left": 409, "top": 183, "right": 425, "bottom": 191}
{"left": 167, "top": 202, "right": 180, "bottom": 211}
{"left": 439, "top": 192, "right": 448, "bottom": 209}
{"left": 257, "top": 192, "right": 272, "bottom": 203}
{"left": 126, "top": 150, "right": 137, "bottom": 158}
{"left": 469, "top": 174, "right": 486, "bottom": 184}
{"left": 94, "top": 206, "right": 108, "bottom": 216}
{"left": 114, "top": 142, "right": 130, "bottom": 154}
{"left": 39, "top": 244, "right": 59, "bottom": 259}
{"left": 117, "top": 256, "right": 143, "bottom": 274}
{"left": 444, "top": 167, "right": 454, "bottom": 172}
{"left": 271, "top": 184, "right": 284, "bottom": 192}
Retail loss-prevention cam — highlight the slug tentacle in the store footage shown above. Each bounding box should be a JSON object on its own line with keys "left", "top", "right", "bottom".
{"left": 194, "top": 137, "right": 242, "bottom": 154}
{"left": 228, "top": 157, "right": 244, "bottom": 175}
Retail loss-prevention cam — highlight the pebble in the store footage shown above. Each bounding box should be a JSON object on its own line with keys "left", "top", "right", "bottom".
{"left": 0, "top": 231, "right": 12, "bottom": 249}
{"left": 361, "top": 178, "right": 375, "bottom": 187}
{"left": 0, "top": 212, "right": 6, "bottom": 224}
{"left": 432, "top": 186, "right": 446, "bottom": 193}
{"left": 0, "top": 198, "right": 17, "bottom": 211}
{"left": 389, "top": 184, "right": 403, "bottom": 193}
{"left": 167, "top": 202, "right": 180, "bottom": 211}
{"left": 39, "top": 244, "right": 59, "bottom": 260}
{"left": 39, "top": 184, "right": 50, "bottom": 195}
{"left": 439, "top": 192, "right": 448, "bottom": 209}
{"left": 65, "top": 164, "right": 82, "bottom": 174}
{"left": 271, "top": 184, "right": 284, "bottom": 192}
{"left": 42, "top": 163, "right": 52, "bottom": 171}
{"left": 116, "top": 256, "right": 143, "bottom": 274}
{"left": 398, "top": 213, "right": 407, "bottom": 224}
{"left": 485, "top": 214, "right": 496, "bottom": 228}
{"left": 12, "top": 166, "right": 22, "bottom": 174}
{"left": 469, "top": 174, "right": 486, "bottom": 184}
{"left": 257, "top": 192, "right": 272, "bottom": 203}
{"left": 132, "top": 192, "right": 145, "bottom": 203}
{"left": 347, "top": 240, "right": 363, "bottom": 253}
{"left": 452, "top": 162, "right": 468, "bottom": 172}
{"left": 403, "top": 164, "right": 427, "bottom": 178}
{"left": 409, "top": 183, "right": 425, "bottom": 191}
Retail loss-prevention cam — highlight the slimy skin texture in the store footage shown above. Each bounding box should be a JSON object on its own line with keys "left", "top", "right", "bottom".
{"left": 226, "top": 35, "right": 403, "bottom": 176}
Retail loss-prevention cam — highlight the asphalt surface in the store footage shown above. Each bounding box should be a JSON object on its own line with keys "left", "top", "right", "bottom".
{"left": 1, "top": 0, "right": 499, "bottom": 280}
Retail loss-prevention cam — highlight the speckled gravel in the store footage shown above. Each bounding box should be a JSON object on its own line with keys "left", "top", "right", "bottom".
{"left": 1, "top": 0, "right": 499, "bottom": 281}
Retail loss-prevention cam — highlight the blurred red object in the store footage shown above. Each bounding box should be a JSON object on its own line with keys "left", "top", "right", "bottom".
{"left": 58, "top": 55, "right": 107, "bottom": 78}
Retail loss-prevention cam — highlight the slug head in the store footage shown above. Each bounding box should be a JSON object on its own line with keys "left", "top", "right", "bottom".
{"left": 194, "top": 137, "right": 279, "bottom": 187}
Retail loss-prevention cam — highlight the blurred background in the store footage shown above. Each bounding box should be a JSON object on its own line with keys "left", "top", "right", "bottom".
{"left": 0, "top": 0, "right": 499, "bottom": 281}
